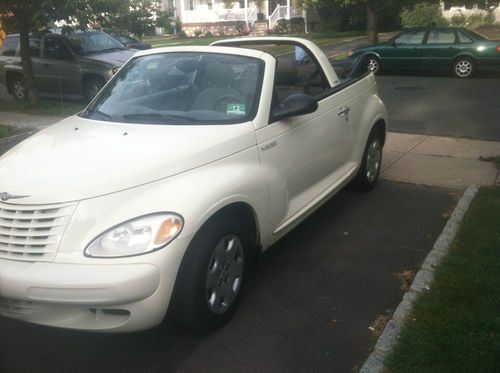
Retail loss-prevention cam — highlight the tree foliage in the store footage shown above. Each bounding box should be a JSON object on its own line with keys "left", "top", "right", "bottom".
{"left": 0, "top": 0, "right": 122, "bottom": 104}
{"left": 101, "top": 0, "right": 159, "bottom": 39}
{"left": 400, "top": 2, "right": 448, "bottom": 28}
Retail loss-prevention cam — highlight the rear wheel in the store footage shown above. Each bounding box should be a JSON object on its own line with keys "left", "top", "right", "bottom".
{"left": 350, "top": 129, "right": 383, "bottom": 192}
{"left": 172, "top": 214, "right": 251, "bottom": 330}
{"left": 9, "top": 74, "right": 26, "bottom": 101}
{"left": 452, "top": 57, "right": 475, "bottom": 78}
{"left": 366, "top": 56, "right": 381, "bottom": 75}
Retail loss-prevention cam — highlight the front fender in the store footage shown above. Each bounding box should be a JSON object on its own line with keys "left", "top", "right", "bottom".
{"left": 58, "top": 146, "right": 269, "bottom": 257}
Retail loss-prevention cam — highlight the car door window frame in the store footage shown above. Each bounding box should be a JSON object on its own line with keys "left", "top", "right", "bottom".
{"left": 42, "top": 35, "right": 72, "bottom": 60}
{"left": 425, "top": 29, "right": 458, "bottom": 45}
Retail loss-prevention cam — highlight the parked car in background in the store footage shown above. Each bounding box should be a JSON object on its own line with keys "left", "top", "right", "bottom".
{"left": 0, "top": 37, "right": 387, "bottom": 333}
{"left": 110, "top": 33, "right": 152, "bottom": 50}
{"left": 0, "top": 31, "right": 135, "bottom": 101}
{"left": 348, "top": 27, "right": 500, "bottom": 78}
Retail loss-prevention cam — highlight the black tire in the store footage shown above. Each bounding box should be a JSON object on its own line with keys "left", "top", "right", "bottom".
{"left": 452, "top": 57, "right": 475, "bottom": 78}
{"left": 83, "top": 76, "right": 105, "bottom": 102}
{"left": 350, "top": 128, "right": 383, "bottom": 192}
{"left": 171, "top": 214, "right": 251, "bottom": 331}
{"left": 366, "top": 55, "right": 381, "bottom": 75}
{"left": 8, "top": 74, "right": 27, "bottom": 101}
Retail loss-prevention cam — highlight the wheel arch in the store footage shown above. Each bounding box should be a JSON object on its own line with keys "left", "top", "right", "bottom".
{"left": 5, "top": 70, "right": 23, "bottom": 94}
{"left": 196, "top": 201, "right": 261, "bottom": 260}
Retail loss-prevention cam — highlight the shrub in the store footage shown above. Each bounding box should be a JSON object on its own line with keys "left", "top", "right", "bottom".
{"left": 235, "top": 20, "right": 246, "bottom": 35}
{"left": 400, "top": 2, "right": 448, "bottom": 28}
{"left": 274, "top": 19, "right": 290, "bottom": 34}
{"left": 177, "top": 30, "right": 187, "bottom": 38}
{"left": 449, "top": 10, "right": 496, "bottom": 28}
{"left": 205, "top": 31, "right": 213, "bottom": 37}
{"left": 193, "top": 29, "right": 203, "bottom": 37}
{"left": 289, "top": 17, "right": 305, "bottom": 33}
{"left": 218, "top": 27, "right": 225, "bottom": 36}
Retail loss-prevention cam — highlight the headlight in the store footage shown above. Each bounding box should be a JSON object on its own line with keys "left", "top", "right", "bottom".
{"left": 85, "top": 213, "right": 184, "bottom": 258}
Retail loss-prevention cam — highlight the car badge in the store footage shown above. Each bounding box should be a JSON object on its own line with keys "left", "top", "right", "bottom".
{"left": 0, "top": 192, "right": 30, "bottom": 201}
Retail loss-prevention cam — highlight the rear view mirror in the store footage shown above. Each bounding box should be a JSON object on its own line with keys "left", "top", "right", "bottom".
{"left": 273, "top": 93, "right": 318, "bottom": 121}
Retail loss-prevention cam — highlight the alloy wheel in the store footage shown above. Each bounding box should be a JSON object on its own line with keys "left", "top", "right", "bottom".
{"left": 454, "top": 60, "right": 473, "bottom": 78}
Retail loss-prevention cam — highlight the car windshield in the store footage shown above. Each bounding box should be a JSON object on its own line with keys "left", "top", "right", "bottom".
{"left": 67, "top": 32, "right": 126, "bottom": 54}
{"left": 80, "top": 52, "right": 264, "bottom": 125}
{"left": 115, "top": 35, "right": 138, "bottom": 44}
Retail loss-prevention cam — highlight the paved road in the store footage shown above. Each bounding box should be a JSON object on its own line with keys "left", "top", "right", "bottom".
{"left": 0, "top": 181, "right": 454, "bottom": 373}
{"left": 376, "top": 72, "right": 500, "bottom": 141}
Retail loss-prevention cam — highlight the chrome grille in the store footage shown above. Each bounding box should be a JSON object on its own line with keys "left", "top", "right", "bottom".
{"left": 0, "top": 201, "right": 76, "bottom": 262}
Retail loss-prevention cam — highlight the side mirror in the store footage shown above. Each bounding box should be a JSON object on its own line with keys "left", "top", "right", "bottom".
{"left": 273, "top": 93, "right": 318, "bottom": 121}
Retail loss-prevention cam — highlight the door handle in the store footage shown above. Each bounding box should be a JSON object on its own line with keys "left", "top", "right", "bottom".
{"left": 337, "top": 107, "right": 350, "bottom": 117}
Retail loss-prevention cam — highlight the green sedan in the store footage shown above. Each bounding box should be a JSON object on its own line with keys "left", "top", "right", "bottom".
{"left": 348, "top": 27, "right": 500, "bottom": 78}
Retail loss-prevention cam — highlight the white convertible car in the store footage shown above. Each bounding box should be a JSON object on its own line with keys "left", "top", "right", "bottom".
{"left": 0, "top": 37, "right": 387, "bottom": 332}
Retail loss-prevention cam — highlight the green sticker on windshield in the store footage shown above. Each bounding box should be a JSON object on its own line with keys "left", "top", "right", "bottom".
{"left": 227, "top": 103, "right": 246, "bottom": 116}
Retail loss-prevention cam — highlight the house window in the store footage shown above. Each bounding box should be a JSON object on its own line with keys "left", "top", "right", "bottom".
{"left": 239, "top": 0, "right": 245, "bottom": 8}
{"left": 185, "top": 0, "right": 195, "bottom": 10}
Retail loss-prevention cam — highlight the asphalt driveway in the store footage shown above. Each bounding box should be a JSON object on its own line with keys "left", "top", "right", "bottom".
{"left": 0, "top": 180, "right": 455, "bottom": 373}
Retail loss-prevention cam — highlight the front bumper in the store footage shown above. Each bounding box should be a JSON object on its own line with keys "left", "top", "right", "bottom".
{"left": 0, "top": 259, "right": 164, "bottom": 332}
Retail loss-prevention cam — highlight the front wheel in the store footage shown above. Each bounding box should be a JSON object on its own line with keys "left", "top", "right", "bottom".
{"left": 350, "top": 129, "right": 383, "bottom": 192}
{"left": 452, "top": 57, "right": 475, "bottom": 78}
{"left": 171, "top": 215, "right": 250, "bottom": 330}
{"left": 9, "top": 75, "right": 27, "bottom": 101}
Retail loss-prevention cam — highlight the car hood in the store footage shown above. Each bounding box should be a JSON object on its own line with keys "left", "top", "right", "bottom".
{"left": 84, "top": 49, "right": 136, "bottom": 66}
{"left": 0, "top": 116, "right": 256, "bottom": 204}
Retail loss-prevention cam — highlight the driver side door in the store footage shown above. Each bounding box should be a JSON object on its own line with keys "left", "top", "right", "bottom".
{"left": 257, "top": 51, "right": 353, "bottom": 234}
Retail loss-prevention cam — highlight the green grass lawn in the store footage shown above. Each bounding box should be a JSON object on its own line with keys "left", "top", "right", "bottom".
{"left": 0, "top": 98, "right": 85, "bottom": 117}
{"left": 384, "top": 186, "right": 500, "bottom": 372}
{"left": 0, "top": 124, "right": 20, "bottom": 138}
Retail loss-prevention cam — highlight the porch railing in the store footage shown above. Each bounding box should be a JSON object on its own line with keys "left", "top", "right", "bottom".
{"left": 268, "top": 5, "right": 288, "bottom": 29}
{"left": 247, "top": 6, "right": 258, "bottom": 26}
{"left": 182, "top": 8, "right": 255, "bottom": 23}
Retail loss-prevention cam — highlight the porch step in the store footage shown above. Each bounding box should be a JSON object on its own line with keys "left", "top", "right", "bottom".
{"left": 250, "top": 21, "right": 268, "bottom": 36}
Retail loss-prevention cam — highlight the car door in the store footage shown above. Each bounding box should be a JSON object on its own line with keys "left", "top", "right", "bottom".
{"left": 382, "top": 30, "right": 427, "bottom": 70}
{"left": 40, "top": 35, "right": 81, "bottom": 95}
{"left": 256, "top": 50, "right": 353, "bottom": 234}
{"left": 422, "top": 28, "right": 459, "bottom": 69}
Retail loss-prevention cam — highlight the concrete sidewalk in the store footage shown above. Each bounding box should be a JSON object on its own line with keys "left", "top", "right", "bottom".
{"left": 1, "top": 110, "right": 499, "bottom": 189}
{"left": 381, "top": 133, "right": 500, "bottom": 189}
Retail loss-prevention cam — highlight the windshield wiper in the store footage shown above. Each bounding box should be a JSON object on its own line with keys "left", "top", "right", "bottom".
{"left": 122, "top": 113, "right": 198, "bottom": 123}
{"left": 99, "top": 47, "right": 126, "bottom": 53}
{"left": 83, "top": 108, "right": 114, "bottom": 121}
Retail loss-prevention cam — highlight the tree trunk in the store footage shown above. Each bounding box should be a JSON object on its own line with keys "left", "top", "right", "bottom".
{"left": 366, "top": 1, "right": 379, "bottom": 45}
{"left": 17, "top": 11, "right": 39, "bottom": 105}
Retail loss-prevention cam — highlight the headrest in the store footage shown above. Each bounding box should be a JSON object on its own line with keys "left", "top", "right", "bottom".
{"left": 176, "top": 59, "right": 198, "bottom": 73}
{"left": 275, "top": 58, "right": 298, "bottom": 86}
{"left": 204, "top": 63, "right": 234, "bottom": 85}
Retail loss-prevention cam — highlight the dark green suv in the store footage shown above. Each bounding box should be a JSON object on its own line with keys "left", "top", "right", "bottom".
{"left": 0, "top": 31, "right": 135, "bottom": 101}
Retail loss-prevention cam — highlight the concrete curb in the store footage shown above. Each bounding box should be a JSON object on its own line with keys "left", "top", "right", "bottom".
{"left": 359, "top": 185, "right": 479, "bottom": 373}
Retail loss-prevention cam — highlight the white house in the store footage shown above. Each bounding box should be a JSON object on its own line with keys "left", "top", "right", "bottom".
{"left": 441, "top": 1, "right": 500, "bottom": 22}
{"left": 160, "top": 0, "right": 302, "bottom": 36}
